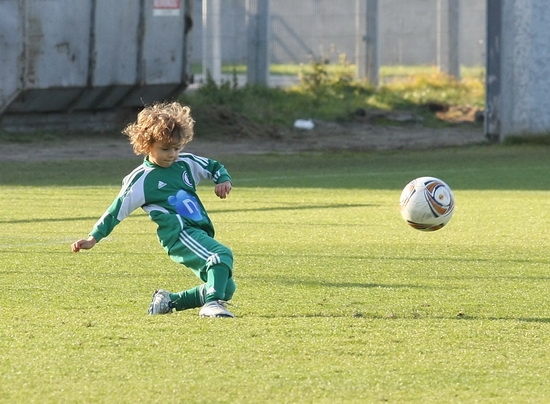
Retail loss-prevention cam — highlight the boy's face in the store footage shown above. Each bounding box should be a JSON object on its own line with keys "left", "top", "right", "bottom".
{"left": 148, "top": 141, "right": 181, "bottom": 167}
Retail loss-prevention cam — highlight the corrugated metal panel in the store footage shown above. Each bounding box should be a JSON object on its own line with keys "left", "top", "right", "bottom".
{"left": 0, "top": 1, "right": 24, "bottom": 113}
{"left": 93, "top": 0, "right": 141, "bottom": 86}
{"left": 24, "top": 0, "right": 91, "bottom": 90}
{"left": 0, "top": 0, "right": 191, "bottom": 115}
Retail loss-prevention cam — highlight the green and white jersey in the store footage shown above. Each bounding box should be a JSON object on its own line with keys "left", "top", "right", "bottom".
{"left": 89, "top": 153, "right": 231, "bottom": 246}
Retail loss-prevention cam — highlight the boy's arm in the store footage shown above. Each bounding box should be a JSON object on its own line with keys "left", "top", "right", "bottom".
{"left": 88, "top": 208, "right": 123, "bottom": 243}
{"left": 214, "top": 181, "right": 232, "bottom": 199}
{"left": 208, "top": 158, "right": 232, "bottom": 198}
{"left": 180, "top": 153, "right": 232, "bottom": 185}
{"left": 71, "top": 169, "right": 147, "bottom": 252}
{"left": 72, "top": 236, "right": 97, "bottom": 253}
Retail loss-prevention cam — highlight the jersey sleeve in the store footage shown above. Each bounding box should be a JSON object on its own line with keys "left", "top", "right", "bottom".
{"left": 179, "top": 153, "right": 232, "bottom": 185}
{"left": 89, "top": 168, "right": 147, "bottom": 242}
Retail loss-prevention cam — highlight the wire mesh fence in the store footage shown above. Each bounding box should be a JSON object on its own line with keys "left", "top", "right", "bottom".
{"left": 191, "top": 0, "right": 486, "bottom": 86}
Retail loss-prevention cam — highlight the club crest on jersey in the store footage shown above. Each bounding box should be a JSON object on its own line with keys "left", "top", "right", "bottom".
{"left": 183, "top": 172, "right": 193, "bottom": 188}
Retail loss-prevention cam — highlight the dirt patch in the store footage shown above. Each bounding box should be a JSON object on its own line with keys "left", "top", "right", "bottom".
{"left": 0, "top": 109, "right": 487, "bottom": 162}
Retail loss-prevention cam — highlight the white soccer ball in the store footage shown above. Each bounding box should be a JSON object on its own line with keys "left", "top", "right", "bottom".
{"left": 399, "top": 176, "right": 455, "bottom": 231}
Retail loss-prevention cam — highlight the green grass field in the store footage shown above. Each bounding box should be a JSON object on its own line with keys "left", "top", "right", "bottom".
{"left": 1, "top": 144, "right": 550, "bottom": 403}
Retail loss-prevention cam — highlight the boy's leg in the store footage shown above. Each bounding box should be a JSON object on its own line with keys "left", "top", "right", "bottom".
{"left": 198, "top": 267, "right": 236, "bottom": 317}
{"left": 164, "top": 227, "right": 236, "bottom": 310}
{"left": 169, "top": 273, "right": 236, "bottom": 311}
{"left": 223, "top": 277, "right": 237, "bottom": 301}
{"left": 169, "top": 285, "right": 205, "bottom": 311}
{"left": 203, "top": 263, "right": 230, "bottom": 302}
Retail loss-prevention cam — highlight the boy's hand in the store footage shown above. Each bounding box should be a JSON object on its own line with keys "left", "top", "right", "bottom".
{"left": 215, "top": 181, "right": 232, "bottom": 199}
{"left": 72, "top": 236, "right": 97, "bottom": 253}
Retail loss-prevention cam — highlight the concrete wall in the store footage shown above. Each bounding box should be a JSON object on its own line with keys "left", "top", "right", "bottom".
{"left": 190, "top": 0, "right": 486, "bottom": 67}
{"left": 500, "top": 0, "right": 550, "bottom": 137}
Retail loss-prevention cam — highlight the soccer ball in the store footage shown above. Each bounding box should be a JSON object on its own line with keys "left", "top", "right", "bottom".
{"left": 399, "top": 176, "right": 455, "bottom": 231}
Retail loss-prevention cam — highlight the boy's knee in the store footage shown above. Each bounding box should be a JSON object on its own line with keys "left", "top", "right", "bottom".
{"left": 222, "top": 247, "right": 233, "bottom": 265}
{"left": 210, "top": 247, "right": 233, "bottom": 271}
{"left": 224, "top": 279, "right": 236, "bottom": 301}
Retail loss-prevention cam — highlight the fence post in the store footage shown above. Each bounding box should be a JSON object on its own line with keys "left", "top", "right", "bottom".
{"left": 365, "top": 0, "right": 379, "bottom": 86}
{"left": 202, "top": 0, "right": 222, "bottom": 83}
{"left": 485, "top": 0, "right": 501, "bottom": 142}
{"left": 448, "top": 0, "right": 460, "bottom": 78}
{"left": 246, "top": 0, "right": 270, "bottom": 85}
{"left": 437, "top": 0, "right": 460, "bottom": 79}
{"left": 355, "top": 0, "right": 364, "bottom": 79}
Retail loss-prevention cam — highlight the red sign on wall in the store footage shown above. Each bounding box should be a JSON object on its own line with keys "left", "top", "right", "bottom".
{"left": 153, "top": 0, "right": 181, "bottom": 16}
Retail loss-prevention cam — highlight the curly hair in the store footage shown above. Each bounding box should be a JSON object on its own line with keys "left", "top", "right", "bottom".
{"left": 123, "top": 101, "right": 195, "bottom": 155}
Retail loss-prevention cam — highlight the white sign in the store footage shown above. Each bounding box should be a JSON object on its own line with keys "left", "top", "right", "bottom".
{"left": 153, "top": 0, "right": 181, "bottom": 16}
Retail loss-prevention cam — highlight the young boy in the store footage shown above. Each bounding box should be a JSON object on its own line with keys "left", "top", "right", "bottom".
{"left": 71, "top": 101, "right": 236, "bottom": 318}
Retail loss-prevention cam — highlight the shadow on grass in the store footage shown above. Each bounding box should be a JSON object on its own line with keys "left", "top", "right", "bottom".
{"left": 211, "top": 203, "right": 378, "bottom": 214}
{"left": 247, "top": 312, "right": 550, "bottom": 323}
{"left": 0, "top": 203, "right": 374, "bottom": 225}
{"left": 242, "top": 252, "right": 550, "bottom": 266}
{"left": 447, "top": 316, "right": 550, "bottom": 324}
{"left": 515, "top": 317, "right": 550, "bottom": 323}
{"left": 0, "top": 216, "right": 102, "bottom": 224}
{"left": 245, "top": 274, "right": 434, "bottom": 290}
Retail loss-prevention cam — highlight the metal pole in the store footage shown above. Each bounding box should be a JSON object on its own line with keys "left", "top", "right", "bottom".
{"left": 246, "top": 0, "right": 270, "bottom": 85}
{"left": 202, "top": 0, "right": 221, "bottom": 83}
{"left": 365, "top": 0, "right": 379, "bottom": 86}
{"left": 485, "top": 0, "right": 501, "bottom": 142}
{"left": 448, "top": 0, "right": 460, "bottom": 78}
{"left": 355, "top": 0, "right": 365, "bottom": 78}
{"left": 437, "top": 0, "right": 460, "bottom": 78}
{"left": 437, "top": 0, "right": 442, "bottom": 68}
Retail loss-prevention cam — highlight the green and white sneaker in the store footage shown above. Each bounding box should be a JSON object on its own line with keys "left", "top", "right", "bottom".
{"left": 147, "top": 289, "right": 173, "bottom": 315}
{"left": 199, "top": 300, "right": 235, "bottom": 318}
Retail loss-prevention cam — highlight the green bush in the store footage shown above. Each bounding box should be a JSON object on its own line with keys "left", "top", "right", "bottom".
{"left": 181, "top": 61, "right": 484, "bottom": 128}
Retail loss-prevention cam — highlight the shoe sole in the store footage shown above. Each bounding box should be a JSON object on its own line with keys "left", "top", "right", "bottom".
{"left": 200, "top": 314, "right": 234, "bottom": 318}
